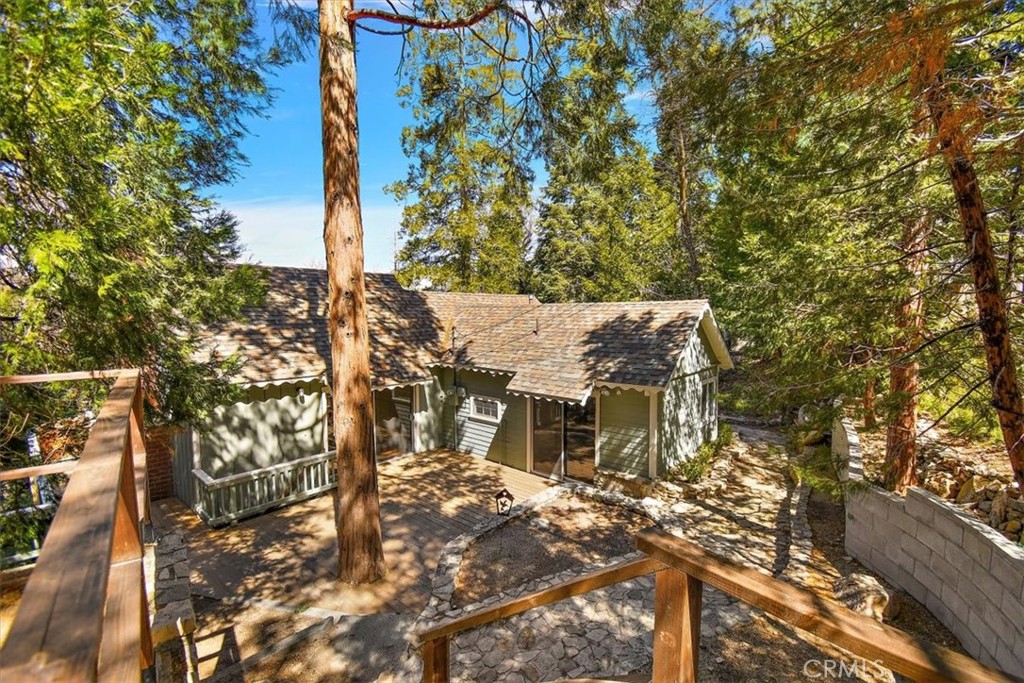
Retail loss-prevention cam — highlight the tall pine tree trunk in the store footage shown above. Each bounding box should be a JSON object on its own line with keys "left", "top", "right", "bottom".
{"left": 927, "top": 83, "right": 1024, "bottom": 496}
{"left": 674, "top": 127, "right": 703, "bottom": 295}
{"left": 319, "top": 0, "right": 386, "bottom": 583}
{"left": 863, "top": 376, "right": 877, "bottom": 429}
{"left": 885, "top": 216, "right": 929, "bottom": 492}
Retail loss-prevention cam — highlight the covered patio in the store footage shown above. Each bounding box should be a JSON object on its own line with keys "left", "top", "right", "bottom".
{"left": 153, "top": 449, "right": 554, "bottom": 616}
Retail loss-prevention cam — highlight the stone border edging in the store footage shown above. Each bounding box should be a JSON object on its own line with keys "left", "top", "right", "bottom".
{"left": 834, "top": 416, "right": 1024, "bottom": 674}
{"left": 784, "top": 483, "right": 814, "bottom": 588}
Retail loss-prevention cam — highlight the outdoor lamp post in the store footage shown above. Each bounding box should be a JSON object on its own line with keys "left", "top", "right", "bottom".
{"left": 495, "top": 488, "right": 514, "bottom": 515}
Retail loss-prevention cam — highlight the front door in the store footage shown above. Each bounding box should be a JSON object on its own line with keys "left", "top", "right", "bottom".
{"left": 531, "top": 399, "right": 563, "bottom": 479}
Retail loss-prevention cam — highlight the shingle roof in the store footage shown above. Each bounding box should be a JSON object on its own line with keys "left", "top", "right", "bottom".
{"left": 198, "top": 267, "right": 442, "bottom": 386}
{"left": 426, "top": 297, "right": 710, "bottom": 402}
{"left": 200, "top": 266, "right": 726, "bottom": 401}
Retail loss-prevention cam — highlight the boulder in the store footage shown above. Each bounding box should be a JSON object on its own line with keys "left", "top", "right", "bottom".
{"left": 923, "top": 474, "right": 955, "bottom": 499}
{"left": 833, "top": 573, "right": 895, "bottom": 622}
{"left": 990, "top": 491, "right": 1009, "bottom": 527}
{"left": 955, "top": 475, "right": 989, "bottom": 504}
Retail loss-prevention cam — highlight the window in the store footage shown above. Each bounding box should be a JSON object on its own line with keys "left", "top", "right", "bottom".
{"left": 470, "top": 396, "right": 503, "bottom": 424}
{"left": 699, "top": 368, "right": 717, "bottom": 424}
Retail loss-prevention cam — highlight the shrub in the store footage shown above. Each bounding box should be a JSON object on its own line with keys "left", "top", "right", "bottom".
{"left": 677, "top": 424, "right": 734, "bottom": 483}
{"left": 679, "top": 442, "right": 717, "bottom": 482}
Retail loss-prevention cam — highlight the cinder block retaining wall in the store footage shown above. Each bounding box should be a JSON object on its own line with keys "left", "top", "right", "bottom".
{"left": 834, "top": 417, "right": 1024, "bottom": 674}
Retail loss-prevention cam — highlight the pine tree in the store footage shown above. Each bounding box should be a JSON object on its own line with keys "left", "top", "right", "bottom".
{"left": 387, "top": 4, "right": 534, "bottom": 293}
{"left": 0, "top": 0, "right": 270, "bottom": 423}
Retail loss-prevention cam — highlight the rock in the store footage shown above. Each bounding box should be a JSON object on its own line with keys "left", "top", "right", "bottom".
{"left": 924, "top": 476, "right": 955, "bottom": 499}
{"left": 955, "top": 476, "right": 989, "bottom": 504}
{"left": 1005, "top": 520, "right": 1022, "bottom": 534}
{"left": 833, "top": 573, "right": 892, "bottom": 622}
{"left": 516, "top": 626, "right": 535, "bottom": 650}
{"left": 979, "top": 501, "right": 993, "bottom": 514}
{"left": 150, "top": 599, "right": 196, "bottom": 646}
{"left": 991, "top": 492, "right": 1009, "bottom": 526}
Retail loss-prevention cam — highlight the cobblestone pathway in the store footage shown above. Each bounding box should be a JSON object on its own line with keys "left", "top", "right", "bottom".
{"left": 385, "top": 424, "right": 801, "bottom": 682}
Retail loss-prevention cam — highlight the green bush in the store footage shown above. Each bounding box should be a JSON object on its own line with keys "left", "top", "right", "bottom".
{"left": 790, "top": 443, "right": 870, "bottom": 503}
{"left": 679, "top": 442, "right": 717, "bottom": 482}
{"left": 716, "top": 423, "right": 734, "bottom": 448}
{"left": 677, "top": 424, "right": 734, "bottom": 483}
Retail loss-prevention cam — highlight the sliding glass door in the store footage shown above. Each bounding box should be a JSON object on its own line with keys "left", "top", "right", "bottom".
{"left": 531, "top": 398, "right": 596, "bottom": 482}
{"left": 531, "top": 399, "right": 563, "bottom": 479}
{"left": 565, "top": 402, "right": 595, "bottom": 483}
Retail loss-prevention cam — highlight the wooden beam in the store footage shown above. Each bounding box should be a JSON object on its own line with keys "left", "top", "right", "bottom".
{"left": 418, "top": 557, "right": 663, "bottom": 644}
{"left": 1, "top": 371, "right": 141, "bottom": 679}
{"left": 421, "top": 636, "right": 450, "bottom": 683}
{"left": 0, "top": 369, "right": 130, "bottom": 385}
{"left": 98, "top": 560, "right": 144, "bottom": 683}
{"left": 0, "top": 459, "right": 77, "bottom": 481}
{"left": 653, "top": 569, "right": 701, "bottom": 683}
{"left": 636, "top": 528, "right": 1023, "bottom": 683}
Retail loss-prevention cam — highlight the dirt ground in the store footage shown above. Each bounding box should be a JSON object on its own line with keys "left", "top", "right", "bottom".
{"left": 697, "top": 614, "right": 896, "bottom": 683}
{"left": 0, "top": 565, "right": 31, "bottom": 648}
{"left": 452, "top": 494, "right": 650, "bottom": 608}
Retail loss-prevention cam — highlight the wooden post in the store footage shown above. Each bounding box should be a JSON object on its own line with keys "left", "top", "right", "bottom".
{"left": 422, "top": 636, "right": 449, "bottom": 683}
{"left": 653, "top": 568, "right": 702, "bottom": 683}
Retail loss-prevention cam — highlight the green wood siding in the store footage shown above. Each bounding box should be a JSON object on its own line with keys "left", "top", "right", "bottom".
{"left": 439, "top": 369, "right": 527, "bottom": 471}
{"left": 599, "top": 390, "right": 649, "bottom": 476}
{"left": 198, "top": 380, "right": 326, "bottom": 477}
{"left": 658, "top": 327, "right": 719, "bottom": 474}
{"left": 374, "top": 386, "right": 413, "bottom": 454}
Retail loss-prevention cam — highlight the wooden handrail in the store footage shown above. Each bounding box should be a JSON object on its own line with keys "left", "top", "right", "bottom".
{"left": 420, "top": 526, "right": 1020, "bottom": 683}
{"left": 192, "top": 449, "right": 337, "bottom": 489}
{"left": 0, "top": 459, "right": 78, "bottom": 481}
{"left": 636, "top": 528, "right": 1022, "bottom": 683}
{"left": 418, "top": 556, "right": 664, "bottom": 644}
{"left": 418, "top": 557, "right": 664, "bottom": 683}
{"left": 0, "top": 369, "right": 130, "bottom": 385}
{"left": 0, "top": 369, "right": 154, "bottom": 682}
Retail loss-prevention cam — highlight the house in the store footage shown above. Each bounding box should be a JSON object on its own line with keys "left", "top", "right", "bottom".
{"left": 173, "top": 266, "right": 731, "bottom": 523}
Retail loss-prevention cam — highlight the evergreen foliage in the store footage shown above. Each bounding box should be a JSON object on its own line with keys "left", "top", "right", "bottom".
{"left": 0, "top": 0, "right": 274, "bottom": 424}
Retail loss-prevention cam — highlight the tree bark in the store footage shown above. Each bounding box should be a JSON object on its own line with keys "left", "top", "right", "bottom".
{"left": 927, "top": 83, "right": 1024, "bottom": 496}
{"left": 885, "top": 216, "right": 929, "bottom": 492}
{"left": 674, "top": 127, "right": 703, "bottom": 296}
{"left": 319, "top": 0, "right": 386, "bottom": 583}
{"left": 863, "top": 376, "right": 877, "bottom": 429}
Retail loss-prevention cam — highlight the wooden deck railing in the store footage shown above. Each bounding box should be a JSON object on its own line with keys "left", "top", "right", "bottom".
{"left": 192, "top": 450, "right": 337, "bottom": 526}
{"left": 419, "top": 527, "right": 1023, "bottom": 683}
{"left": 0, "top": 369, "right": 154, "bottom": 682}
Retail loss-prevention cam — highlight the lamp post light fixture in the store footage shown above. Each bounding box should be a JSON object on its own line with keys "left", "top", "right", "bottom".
{"left": 495, "top": 488, "right": 515, "bottom": 516}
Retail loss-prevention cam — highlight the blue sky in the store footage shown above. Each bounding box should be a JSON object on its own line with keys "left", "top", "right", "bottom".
{"left": 215, "top": 6, "right": 415, "bottom": 273}
{"left": 215, "top": 4, "right": 655, "bottom": 274}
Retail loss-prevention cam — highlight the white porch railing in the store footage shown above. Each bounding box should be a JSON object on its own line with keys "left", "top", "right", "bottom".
{"left": 192, "top": 450, "right": 336, "bottom": 526}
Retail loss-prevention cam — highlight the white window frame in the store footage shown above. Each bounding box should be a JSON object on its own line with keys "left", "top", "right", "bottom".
{"left": 468, "top": 395, "right": 504, "bottom": 424}
{"left": 699, "top": 368, "right": 717, "bottom": 424}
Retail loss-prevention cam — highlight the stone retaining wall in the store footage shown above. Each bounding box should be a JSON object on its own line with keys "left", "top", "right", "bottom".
{"left": 834, "top": 417, "right": 1024, "bottom": 674}
{"left": 152, "top": 532, "right": 200, "bottom": 683}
